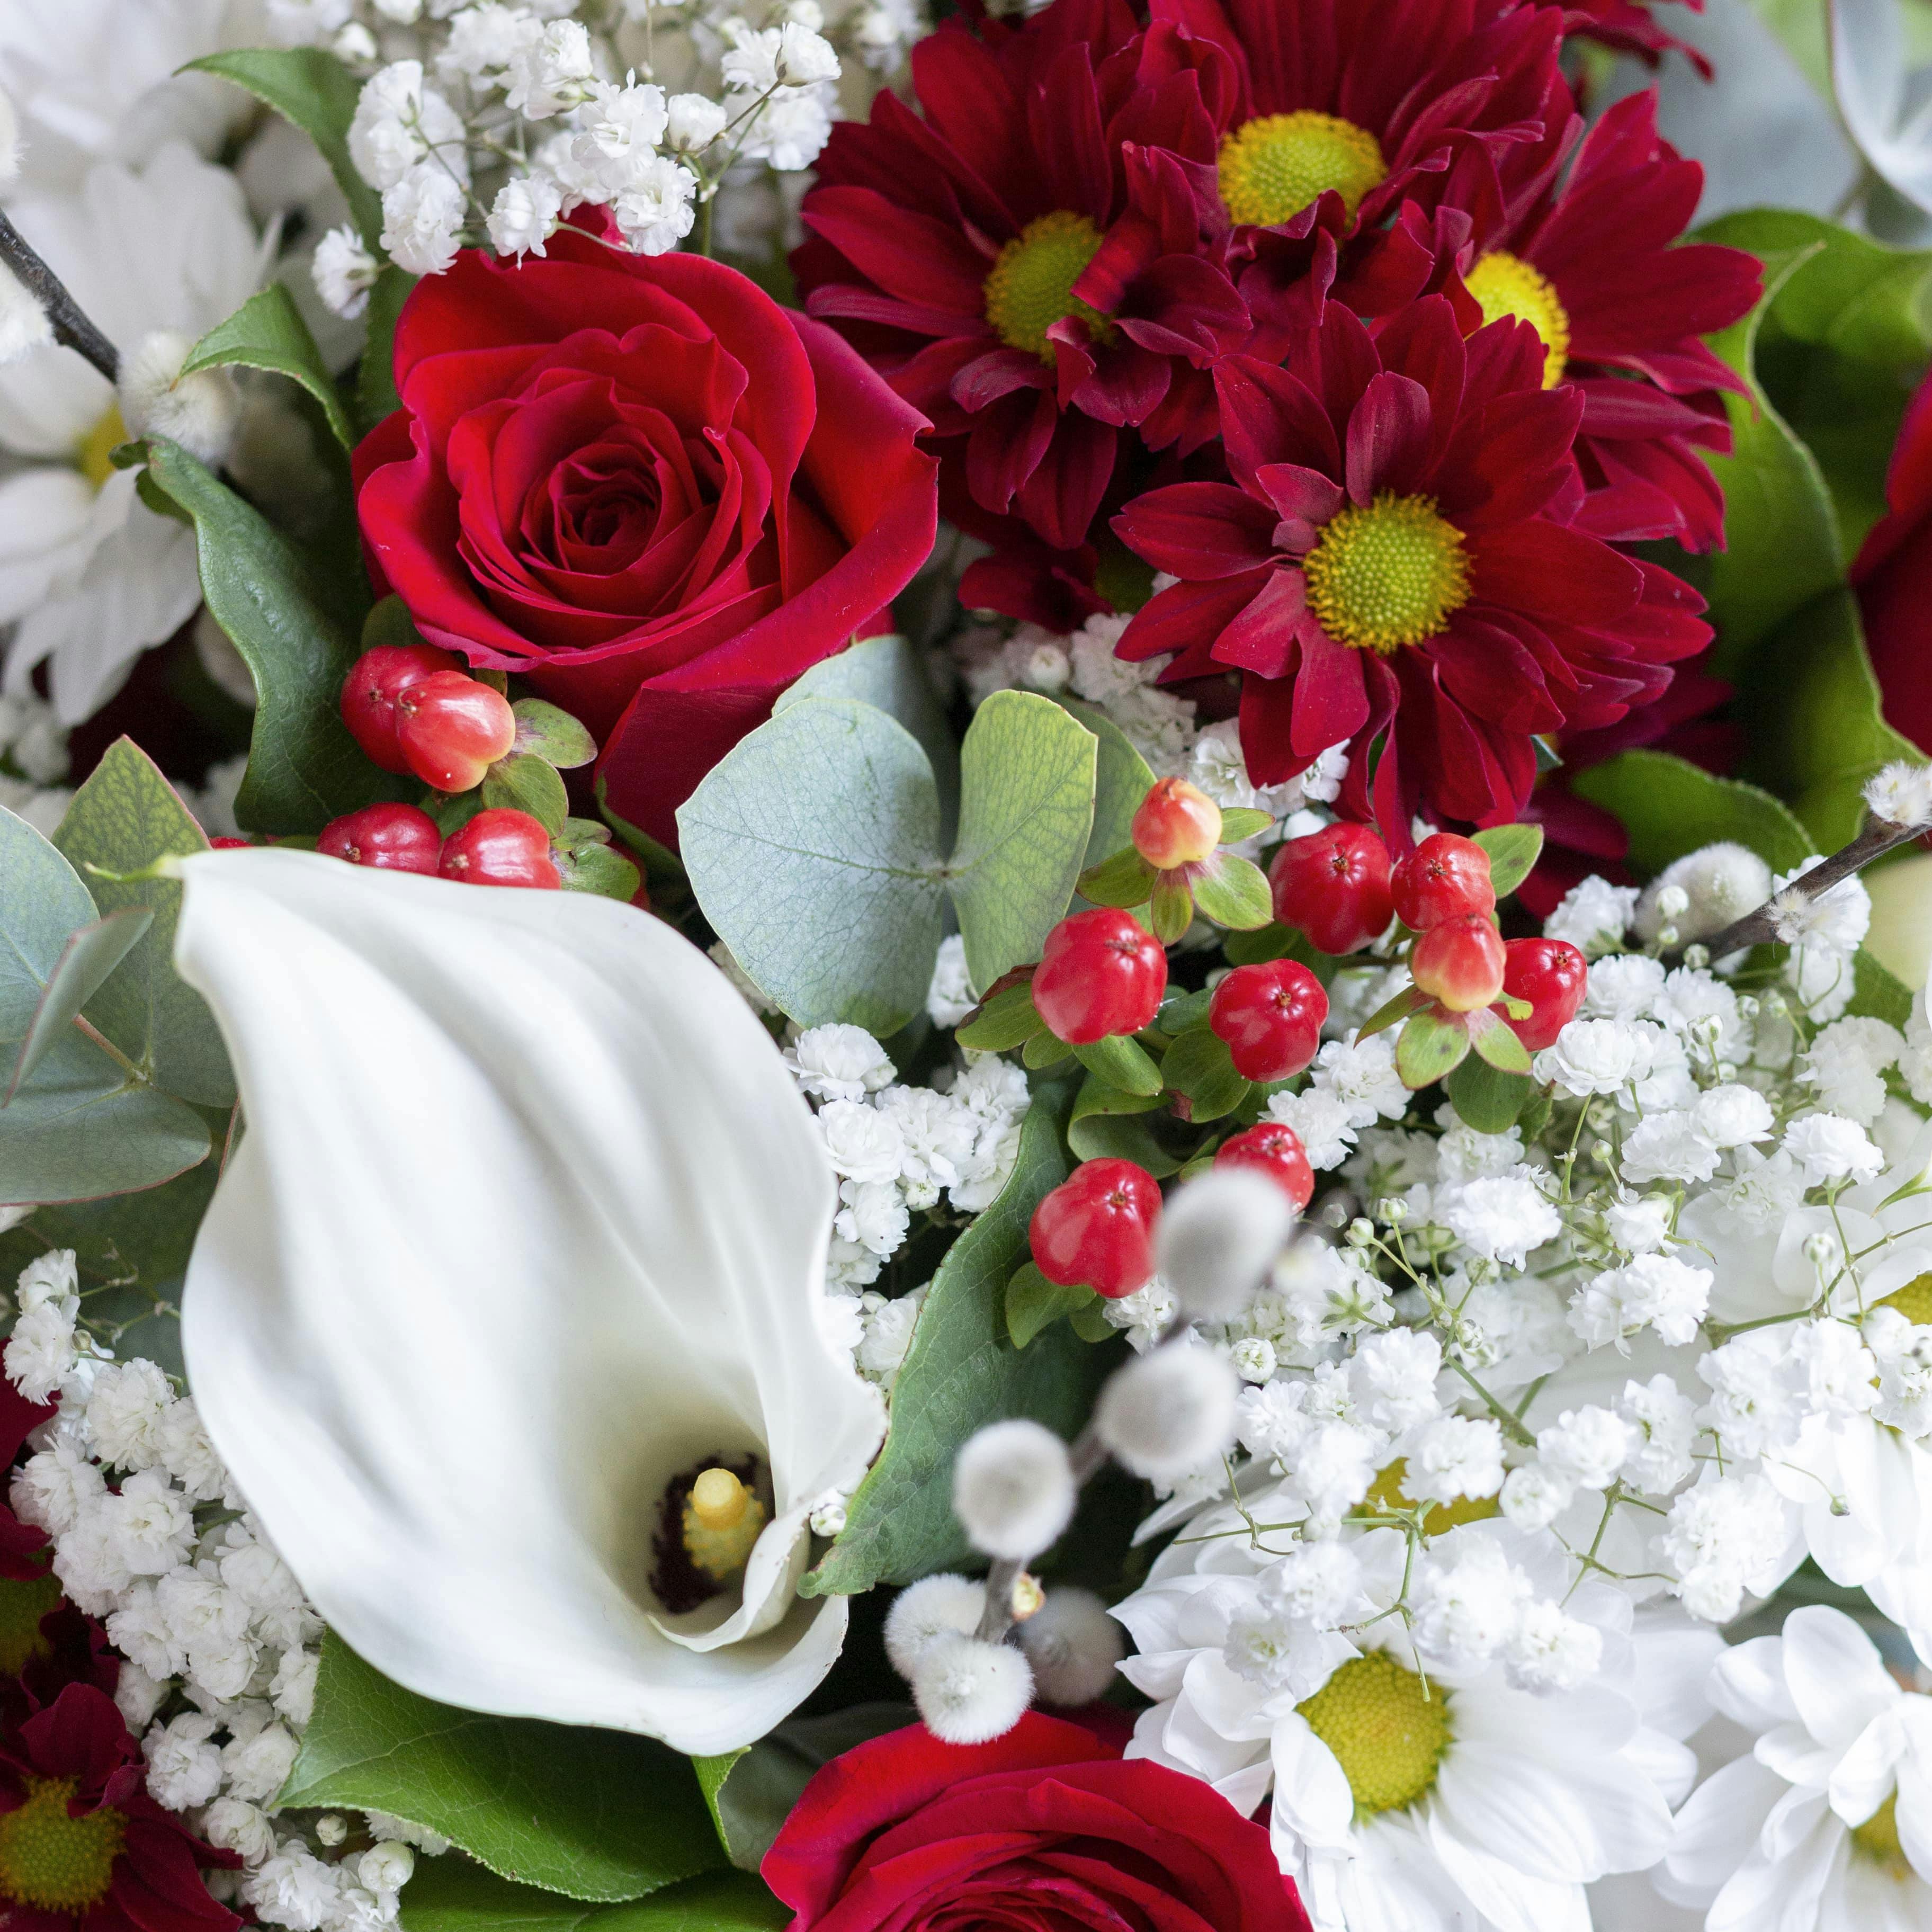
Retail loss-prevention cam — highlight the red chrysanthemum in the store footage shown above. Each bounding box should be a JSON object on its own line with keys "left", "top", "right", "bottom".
{"left": 0, "top": 1683, "right": 238, "bottom": 1932}
{"left": 792, "top": 0, "right": 1250, "bottom": 552}
{"left": 1112, "top": 297, "right": 1710, "bottom": 834}
{"left": 1436, "top": 91, "right": 1760, "bottom": 550}
{"left": 1537, "top": 0, "right": 1711, "bottom": 73}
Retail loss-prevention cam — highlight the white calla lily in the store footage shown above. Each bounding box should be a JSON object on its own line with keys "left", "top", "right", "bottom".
{"left": 1832, "top": 0, "right": 1932, "bottom": 217}
{"left": 172, "top": 849, "right": 884, "bottom": 1755}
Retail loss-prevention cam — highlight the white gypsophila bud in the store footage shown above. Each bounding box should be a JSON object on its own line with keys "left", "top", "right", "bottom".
{"left": 882, "top": 1572, "right": 986, "bottom": 1678}
{"left": 1230, "top": 1335, "right": 1276, "bottom": 1383}
{"left": 311, "top": 225, "right": 381, "bottom": 320}
{"left": 118, "top": 330, "right": 241, "bottom": 468}
{"left": 1864, "top": 761, "right": 1932, "bottom": 831}
{"left": 665, "top": 93, "right": 728, "bottom": 154}
{"left": 315, "top": 1815, "right": 348, "bottom": 1846}
{"left": 909, "top": 1632, "right": 1033, "bottom": 1744}
{"left": 335, "top": 21, "right": 380, "bottom": 63}
{"left": 487, "top": 174, "right": 563, "bottom": 258}
{"left": 1095, "top": 1345, "right": 1238, "bottom": 1482}
{"left": 373, "top": 0, "right": 423, "bottom": 21}
{"left": 1015, "top": 1587, "right": 1124, "bottom": 1705}
{"left": 952, "top": 1419, "right": 1076, "bottom": 1562}
{"left": 0, "top": 264, "right": 52, "bottom": 367}
{"left": 358, "top": 1842, "right": 415, "bottom": 1893}
{"left": 1655, "top": 884, "right": 1690, "bottom": 921}
{"left": 1157, "top": 1168, "right": 1296, "bottom": 1321}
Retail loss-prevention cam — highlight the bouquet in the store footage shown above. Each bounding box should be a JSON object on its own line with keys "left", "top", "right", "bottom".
{"left": 1, "top": 1, "right": 1931, "bottom": 1928}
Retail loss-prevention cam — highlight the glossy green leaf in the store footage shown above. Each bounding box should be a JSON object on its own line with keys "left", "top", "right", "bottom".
{"left": 186, "top": 49, "right": 383, "bottom": 249}
{"left": 1189, "top": 853, "right": 1272, "bottom": 929}
{"left": 185, "top": 284, "right": 353, "bottom": 451}
{"left": 678, "top": 697, "right": 946, "bottom": 1034}
{"left": 1469, "top": 824, "right": 1543, "bottom": 900}
{"left": 953, "top": 980, "right": 1043, "bottom": 1053}
{"left": 1154, "top": 988, "right": 1215, "bottom": 1036}
{"left": 1569, "top": 749, "right": 1813, "bottom": 876}
{"left": 1395, "top": 1009, "right": 1469, "bottom": 1089}
{"left": 4, "top": 907, "right": 151, "bottom": 1103}
{"left": 1057, "top": 699, "right": 1154, "bottom": 870}
{"left": 801, "top": 1100, "right": 1103, "bottom": 1594}
{"left": 1157, "top": 1027, "right": 1248, "bottom": 1123}
{"left": 1006, "top": 1264, "right": 1098, "bottom": 1349}
{"left": 282, "top": 1637, "right": 724, "bottom": 1902}
{"left": 780, "top": 637, "right": 959, "bottom": 838}
{"left": 142, "top": 439, "right": 405, "bottom": 835}
{"left": 1065, "top": 1108, "right": 1179, "bottom": 1175}
{"left": 1357, "top": 984, "right": 1426, "bottom": 1042}
{"left": 1734, "top": 588, "right": 1918, "bottom": 852}
{"left": 482, "top": 755, "right": 569, "bottom": 836}
{"left": 949, "top": 693, "right": 1096, "bottom": 991}
{"left": 1068, "top": 1033, "right": 1163, "bottom": 1098}
{"left": 1444, "top": 1056, "right": 1532, "bottom": 1134}
{"left": 357, "top": 265, "right": 417, "bottom": 436}
{"left": 1849, "top": 945, "right": 1915, "bottom": 1030}
{"left": 53, "top": 740, "right": 233, "bottom": 1108}
{"left": 512, "top": 701, "right": 598, "bottom": 771}
{"left": 1022, "top": 1030, "right": 1074, "bottom": 1070}
{"left": 398, "top": 1857, "right": 785, "bottom": 1932}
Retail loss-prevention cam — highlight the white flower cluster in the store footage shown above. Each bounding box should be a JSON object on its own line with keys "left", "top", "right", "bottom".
{"left": 3, "top": 1253, "right": 446, "bottom": 1932}
{"left": 1103, "top": 845, "right": 1932, "bottom": 1928}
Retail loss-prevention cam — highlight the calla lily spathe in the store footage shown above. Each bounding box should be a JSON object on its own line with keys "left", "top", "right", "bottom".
{"left": 171, "top": 850, "right": 885, "bottom": 1755}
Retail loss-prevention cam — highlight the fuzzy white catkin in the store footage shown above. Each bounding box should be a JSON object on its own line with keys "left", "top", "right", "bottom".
{"left": 909, "top": 1632, "right": 1033, "bottom": 1744}
{"left": 952, "top": 1420, "right": 1076, "bottom": 1561}
{"left": 1094, "top": 1345, "right": 1239, "bottom": 1481}
{"left": 1633, "top": 843, "right": 1772, "bottom": 945}
{"left": 118, "top": 330, "right": 241, "bottom": 467}
{"left": 0, "top": 88, "right": 17, "bottom": 186}
{"left": 0, "top": 263, "right": 51, "bottom": 367}
{"left": 1157, "top": 1168, "right": 1295, "bottom": 1320}
{"left": 1015, "top": 1588, "right": 1124, "bottom": 1705}
{"left": 882, "top": 1572, "right": 986, "bottom": 1679}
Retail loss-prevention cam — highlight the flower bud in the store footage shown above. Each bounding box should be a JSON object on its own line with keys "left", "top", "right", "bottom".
{"left": 1094, "top": 1345, "right": 1238, "bottom": 1482}
{"left": 1015, "top": 1587, "right": 1124, "bottom": 1706}
{"left": 1132, "top": 777, "right": 1222, "bottom": 870}
{"left": 883, "top": 1573, "right": 986, "bottom": 1679}
{"left": 358, "top": 1842, "right": 415, "bottom": 1893}
{"left": 118, "top": 328, "right": 241, "bottom": 468}
{"left": 1156, "top": 1167, "right": 1295, "bottom": 1320}
{"left": 952, "top": 1419, "right": 1076, "bottom": 1562}
{"left": 910, "top": 1632, "right": 1033, "bottom": 1744}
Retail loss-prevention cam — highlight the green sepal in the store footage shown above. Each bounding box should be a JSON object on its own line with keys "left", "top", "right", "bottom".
{"left": 1077, "top": 847, "right": 1158, "bottom": 908}
{"left": 1470, "top": 824, "right": 1543, "bottom": 900}
{"left": 1149, "top": 869, "right": 1194, "bottom": 943}
{"left": 1023, "top": 1030, "right": 1075, "bottom": 1069}
{"left": 1216, "top": 808, "right": 1274, "bottom": 844}
{"left": 1396, "top": 1008, "right": 1470, "bottom": 1088}
{"left": 1467, "top": 1008, "right": 1532, "bottom": 1073}
{"left": 1067, "top": 1110, "right": 1180, "bottom": 1175}
{"left": 955, "top": 979, "right": 1044, "bottom": 1053}
{"left": 1444, "top": 1054, "right": 1532, "bottom": 1134}
{"left": 1006, "top": 1263, "right": 1099, "bottom": 1349}
{"left": 480, "top": 753, "right": 569, "bottom": 835}
{"left": 1497, "top": 992, "right": 1533, "bottom": 1022}
{"left": 1157, "top": 1026, "right": 1249, "bottom": 1123}
{"left": 511, "top": 699, "right": 598, "bottom": 769}
{"left": 1357, "top": 983, "right": 1426, "bottom": 1042}
{"left": 1189, "top": 853, "right": 1273, "bottom": 929}
{"left": 557, "top": 840, "right": 642, "bottom": 902}
{"left": 1069, "top": 1033, "right": 1164, "bottom": 1096}
{"left": 1069, "top": 1299, "right": 1119, "bottom": 1343}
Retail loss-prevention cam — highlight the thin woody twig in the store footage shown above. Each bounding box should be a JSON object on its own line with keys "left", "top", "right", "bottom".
{"left": 1693, "top": 818, "right": 1924, "bottom": 960}
{"left": 0, "top": 208, "right": 119, "bottom": 383}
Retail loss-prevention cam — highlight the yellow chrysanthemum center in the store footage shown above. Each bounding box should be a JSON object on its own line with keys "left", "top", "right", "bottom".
{"left": 77, "top": 404, "right": 127, "bottom": 492}
{"left": 682, "top": 1466, "right": 767, "bottom": 1582}
{"left": 983, "top": 212, "right": 1115, "bottom": 362}
{"left": 1879, "top": 1273, "right": 1932, "bottom": 1327}
{"left": 1464, "top": 252, "right": 1571, "bottom": 389}
{"left": 0, "top": 1777, "right": 126, "bottom": 1913}
{"left": 1303, "top": 491, "right": 1471, "bottom": 653}
{"left": 1297, "top": 1653, "right": 1451, "bottom": 1815}
{"left": 0, "top": 1571, "right": 62, "bottom": 1677}
{"left": 1366, "top": 1458, "right": 1501, "bottom": 1537}
{"left": 1217, "top": 111, "right": 1388, "bottom": 227}
{"left": 1853, "top": 1792, "right": 1910, "bottom": 1880}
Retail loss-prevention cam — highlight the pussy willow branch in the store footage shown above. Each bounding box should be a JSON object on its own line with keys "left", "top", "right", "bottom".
{"left": 1693, "top": 817, "right": 1925, "bottom": 961}
{"left": 0, "top": 209, "right": 119, "bottom": 383}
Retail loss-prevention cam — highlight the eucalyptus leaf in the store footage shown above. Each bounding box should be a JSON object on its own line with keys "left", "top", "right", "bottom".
{"left": 281, "top": 1636, "right": 724, "bottom": 1903}
{"left": 949, "top": 693, "right": 1096, "bottom": 991}
{"left": 801, "top": 1100, "right": 1103, "bottom": 1594}
{"left": 184, "top": 284, "right": 353, "bottom": 451}
{"left": 1569, "top": 750, "right": 1813, "bottom": 875}
{"left": 482, "top": 754, "right": 569, "bottom": 835}
{"left": 1057, "top": 698, "right": 1155, "bottom": 869}
{"left": 397, "top": 1856, "right": 786, "bottom": 1932}
{"left": 679, "top": 697, "right": 946, "bottom": 1035}
{"left": 53, "top": 740, "right": 234, "bottom": 1108}
{"left": 1006, "top": 1263, "right": 1099, "bottom": 1349}
{"left": 0, "top": 805, "right": 100, "bottom": 1039}
{"left": 4, "top": 908, "right": 151, "bottom": 1103}
{"left": 1469, "top": 824, "right": 1543, "bottom": 900}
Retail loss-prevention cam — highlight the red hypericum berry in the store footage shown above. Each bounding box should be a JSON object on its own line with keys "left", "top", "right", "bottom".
{"left": 1215, "top": 1123, "right": 1313, "bottom": 1212}
{"left": 1268, "top": 823, "right": 1394, "bottom": 955}
{"left": 1028, "top": 1158, "right": 1161, "bottom": 1298}
{"left": 395, "top": 670, "right": 518, "bottom": 792}
{"left": 318, "top": 803, "right": 444, "bottom": 874}
{"left": 1132, "top": 777, "right": 1222, "bottom": 870}
{"left": 439, "top": 809, "right": 561, "bottom": 889}
{"left": 208, "top": 836, "right": 253, "bottom": 849}
{"left": 1501, "top": 936, "right": 1587, "bottom": 1050}
{"left": 341, "top": 642, "right": 461, "bottom": 774}
{"left": 1390, "top": 833, "right": 1496, "bottom": 932}
{"left": 1410, "top": 913, "right": 1507, "bottom": 1013}
{"left": 1209, "top": 961, "right": 1329, "bottom": 1082}
{"left": 1031, "top": 907, "right": 1168, "bottom": 1044}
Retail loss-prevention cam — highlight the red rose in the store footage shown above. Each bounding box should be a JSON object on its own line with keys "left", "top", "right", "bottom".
{"left": 1855, "top": 365, "right": 1932, "bottom": 757}
{"left": 762, "top": 1712, "right": 1311, "bottom": 1930}
{"left": 354, "top": 227, "right": 939, "bottom": 847}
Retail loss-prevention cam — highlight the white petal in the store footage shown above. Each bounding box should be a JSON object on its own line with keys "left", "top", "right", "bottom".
{"left": 174, "top": 852, "right": 885, "bottom": 1755}
{"left": 1829, "top": 1707, "right": 1904, "bottom": 1827}
{"left": 1781, "top": 1605, "right": 1899, "bottom": 1750}
{"left": 1663, "top": 1756, "right": 1784, "bottom": 1903}
{"left": 1425, "top": 1802, "right": 1590, "bottom": 1932}
{"left": 1831, "top": 0, "right": 1932, "bottom": 214}
{"left": 1710, "top": 1634, "right": 1799, "bottom": 1732}
{"left": 1268, "top": 1711, "right": 1355, "bottom": 1851}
